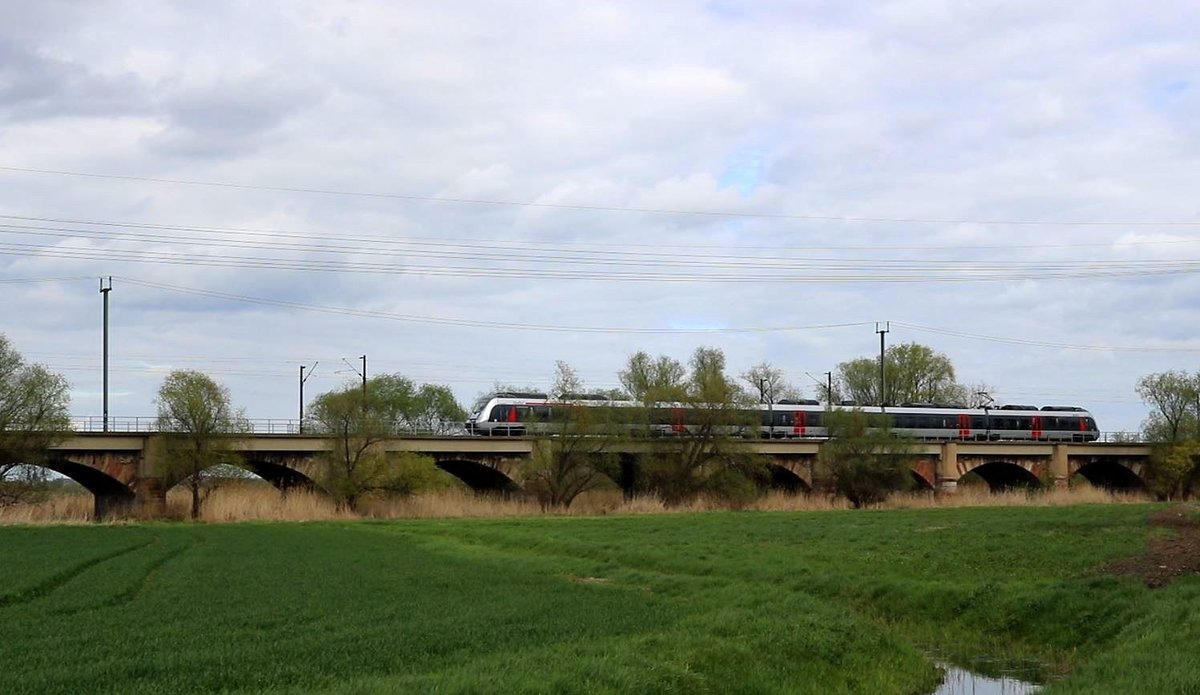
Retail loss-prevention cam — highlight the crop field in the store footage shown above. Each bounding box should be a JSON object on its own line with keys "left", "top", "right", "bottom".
{"left": 1, "top": 504, "right": 1197, "bottom": 694}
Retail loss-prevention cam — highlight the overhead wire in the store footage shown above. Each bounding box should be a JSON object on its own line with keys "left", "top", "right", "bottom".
{"left": 116, "top": 276, "right": 877, "bottom": 333}
{"left": 4, "top": 213, "right": 1200, "bottom": 253}
{"left": 2, "top": 227, "right": 1200, "bottom": 282}
{"left": 894, "top": 322, "right": 1200, "bottom": 353}
{"left": 5, "top": 165, "right": 1200, "bottom": 226}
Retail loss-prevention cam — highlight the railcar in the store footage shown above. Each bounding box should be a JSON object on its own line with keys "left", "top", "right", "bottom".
{"left": 465, "top": 393, "right": 1100, "bottom": 442}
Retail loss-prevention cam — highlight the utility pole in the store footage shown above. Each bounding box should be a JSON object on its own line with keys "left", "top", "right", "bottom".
{"left": 100, "top": 277, "right": 112, "bottom": 432}
{"left": 299, "top": 362, "right": 318, "bottom": 433}
{"left": 876, "top": 321, "right": 890, "bottom": 408}
{"left": 342, "top": 355, "right": 368, "bottom": 412}
{"left": 825, "top": 371, "right": 833, "bottom": 406}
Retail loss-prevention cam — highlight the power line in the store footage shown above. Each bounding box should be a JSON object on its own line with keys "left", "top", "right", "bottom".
{"left": 4, "top": 165, "right": 1200, "bottom": 226}
{"left": 118, "top": 276, "right": 875, "bottom": 333}
{"left": 3, "top": 234, "right": 1200, "bottom": 283}
{"left": 5, "top": 213, "right": 1200, "bottom": 253}
{"left": 895, "top": 321, "right": 1200, "bottom": 353}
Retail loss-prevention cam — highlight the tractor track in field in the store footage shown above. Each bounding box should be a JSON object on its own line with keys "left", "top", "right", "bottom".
{"left": 1099, "top": 504, "right": 1200, "bottom": 588}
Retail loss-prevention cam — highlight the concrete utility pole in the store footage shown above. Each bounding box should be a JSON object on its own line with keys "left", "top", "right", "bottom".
{"left": 299, "top": 362, "right": 318, "bottom": 433}
{"left": 100, "top": 277, "right": 112, "bottom": 432}
{"left": 825, "top": 371, "right": 833, "bottom": 406}
{"left": 876, "top": 321, "right": 890, "bottom": 408}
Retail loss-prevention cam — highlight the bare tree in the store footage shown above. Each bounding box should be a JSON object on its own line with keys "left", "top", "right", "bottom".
{"left": 740, "top": 362, "right": 803, "bottom": 403}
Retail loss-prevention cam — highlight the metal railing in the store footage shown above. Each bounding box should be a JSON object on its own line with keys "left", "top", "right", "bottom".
{"left": 69, "top": 416, "right": 469, "bottom": 437}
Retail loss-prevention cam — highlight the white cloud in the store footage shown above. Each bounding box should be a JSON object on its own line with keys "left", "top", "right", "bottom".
{"left": 1, "top": 0, "right": 1198, "bottom": 433}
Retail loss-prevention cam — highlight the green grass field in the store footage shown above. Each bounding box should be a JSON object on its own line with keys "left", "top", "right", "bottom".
{"left": 1, "top": 504, "right": 1196, "bottom": 694}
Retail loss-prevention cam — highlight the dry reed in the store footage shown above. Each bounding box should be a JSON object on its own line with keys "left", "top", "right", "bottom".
{"left": 0, "top": 483, "right": 1153, "bottom": 525}
{"left": 0, "top": 493, "right": 93, "bottom": 525}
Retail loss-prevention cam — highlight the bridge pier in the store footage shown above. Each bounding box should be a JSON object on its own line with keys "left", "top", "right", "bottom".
{"left": 936, "top": 442, "right": 959, "bottom": 493}
{"left": 1051, "top": 444, "right": 1069, "bottom": 489}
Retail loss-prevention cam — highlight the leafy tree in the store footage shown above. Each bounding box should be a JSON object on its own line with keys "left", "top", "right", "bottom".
{"left": 308, "top": 381, "right": 397, "bottom": 510}
{"left": 837, "top": 342, "right": 964, "bottom": 406}
{"left": 624, "top": 347, "right": 764, "bottom": 505}
{"left": 739, "top": 362, "right": 803, "bottom": 404}
{"left": 618, "top": 351, "right": 686, "bottom": 401}
{"left": 522, "top": 361, "right": 620, "bottom": 509}
{"left": 1136, "top": 371, "right": 1198, "bottom": 443}
{"left": 1136, "top": 371, "right": 1200, "bottom": 499}
{"left": 0, "top": 335, "right": 71, "bottom": 507}
{"left": 817, "top": 408, "right": 914, "bottom": 508}
{"left": 1145, "top": 442, "right": 1198, "bottom": 501}
{"left": 308, "top": 374, "right": 463, "bottom": 508}
{"left": 155, "top": 370, "right": 247, "bottom": 519}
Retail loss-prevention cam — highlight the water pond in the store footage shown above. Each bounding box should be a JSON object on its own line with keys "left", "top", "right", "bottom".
{"left": 931, "top": 662, "right": 1042, "bottom": 695}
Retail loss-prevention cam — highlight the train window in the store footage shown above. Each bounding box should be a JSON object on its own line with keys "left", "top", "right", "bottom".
{"left": 489, "top": 405, "right": 511, "bottom": 422}
{"left": 809, "top": 412, "right": 823, "bottom": 427}
{"left": 971, "top": 416, "right": 986, "bottom": 429}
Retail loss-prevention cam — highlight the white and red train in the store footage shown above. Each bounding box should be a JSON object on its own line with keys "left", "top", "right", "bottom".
{"left": 465, "top": 392, "right": 1100, "bottom": 442}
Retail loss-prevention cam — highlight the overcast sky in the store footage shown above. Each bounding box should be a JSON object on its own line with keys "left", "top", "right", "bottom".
{"left": 1, "top": 1, "right": 1198, "bottom": 433}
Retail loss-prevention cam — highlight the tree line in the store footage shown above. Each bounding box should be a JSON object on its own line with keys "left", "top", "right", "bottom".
{"left": 2, "top": 330, "right": 1199, "bottom": 516}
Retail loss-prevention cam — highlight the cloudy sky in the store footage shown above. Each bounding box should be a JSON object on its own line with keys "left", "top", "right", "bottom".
{"left": 1, "top": 1, "right": 1198, "bottom": 433}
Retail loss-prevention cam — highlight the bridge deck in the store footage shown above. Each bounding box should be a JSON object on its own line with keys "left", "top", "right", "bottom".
{"left": 50, "top": 434, "right": 1150, "bottom": 458}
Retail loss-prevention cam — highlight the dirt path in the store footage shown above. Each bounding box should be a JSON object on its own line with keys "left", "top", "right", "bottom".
{"left": 1101, "top": 504, "right": 1200, "bottom": 588}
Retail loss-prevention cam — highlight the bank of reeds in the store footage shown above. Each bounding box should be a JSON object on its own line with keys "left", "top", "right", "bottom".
{"left": 0, "top": 482, "right": 1151, "bottom": 524}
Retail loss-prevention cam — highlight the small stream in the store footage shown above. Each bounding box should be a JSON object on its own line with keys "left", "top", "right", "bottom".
{"left": 931, "top": 661, "right": 1043, "bottom": 694}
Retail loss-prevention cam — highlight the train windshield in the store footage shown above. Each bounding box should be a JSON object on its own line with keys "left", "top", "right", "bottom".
{"left": 469, "top": 395, "right": 494, "bottom": 418}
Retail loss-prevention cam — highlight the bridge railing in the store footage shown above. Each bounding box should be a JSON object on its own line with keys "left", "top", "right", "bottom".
{"left": 69, "top": 416, "right": 470, "bottom": 437}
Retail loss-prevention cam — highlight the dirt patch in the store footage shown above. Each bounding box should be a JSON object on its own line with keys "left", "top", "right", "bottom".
{"left": 1099, "top": 504, "right": 1200, "bottom": 588}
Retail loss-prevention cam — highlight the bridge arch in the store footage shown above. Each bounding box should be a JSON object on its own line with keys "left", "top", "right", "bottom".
{"left": 435, "top": 458, "right": 521, "bottom": 494}
{"left": 767, "top": 463, "right": 811, "bottom": 493}
{"left": 241, "top": 456, "right": 318, "bottom": 491}
{"left": 1074, "top": 460, "right": 1144, "bottom": 492}
{"left": 961, "top": 460, "right": 1043, "bottom": 491}
{"left": 909, "top": 469, "right": 935, "bottom": 491}
{"left": 41, "top": 455, "right": 136, "bottom": 519}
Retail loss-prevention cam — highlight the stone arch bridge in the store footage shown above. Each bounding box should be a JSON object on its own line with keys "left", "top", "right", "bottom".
{"left": 43, "top": 434, "right": 1151, "bottom": 519}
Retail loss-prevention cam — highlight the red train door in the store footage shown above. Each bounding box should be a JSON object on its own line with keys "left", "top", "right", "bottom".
{"left": 957, "top": 414, "right": 970, "bottom": 439}
{"left": 671, "top": 407, "right": 685, "bottom": 433}
{"left": 794, "top": 410, "right": 806, "bottom": 437}
{"left": 1031, "top": 415, "right": 1043, "bottom": 440}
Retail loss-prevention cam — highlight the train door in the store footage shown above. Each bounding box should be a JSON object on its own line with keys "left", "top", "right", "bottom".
{"left": 794, "top": 410, "right": 806, "bottom": 437}
{"left": 957, "top": 413, "right": 970, "bottom": 439}
{"left": 671, "top": 407, "right": 685, "bottom": 434}
{"left": 1031, "top": 415, "right": 1043, "bottom": 440}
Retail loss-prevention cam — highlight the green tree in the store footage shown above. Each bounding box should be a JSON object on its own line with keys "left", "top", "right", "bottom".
{"left": 817, "top": 409, "right": 914, "bottom": 508}
{"left": 837, "top": 342, "right": 964, "bottom": 406}
{"left": 0, "top": 335, "right": 71, "bottom": 507}
{"left": 1136, "top": 370, "right": 1200, "bottom": 499}
{"left": 155, "top": 370, "right": 247, "bottom": 520}
{"left": 1145, "top": 442, "right": 1198, "bottom": 501}
{"left": 618, "top": 351, "right": 686, "bottom": 401}
{"left": 1136, "top": 371, "right": 1198, "bottom": 443}
{"left": 521, "top": 361, "right": 619, "bottom": 509}
{"left": 624, "top": 347, "right": 764, "bottom": 506}
{"left": 308, "top": 374, "right": 462, "bottom": 509}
